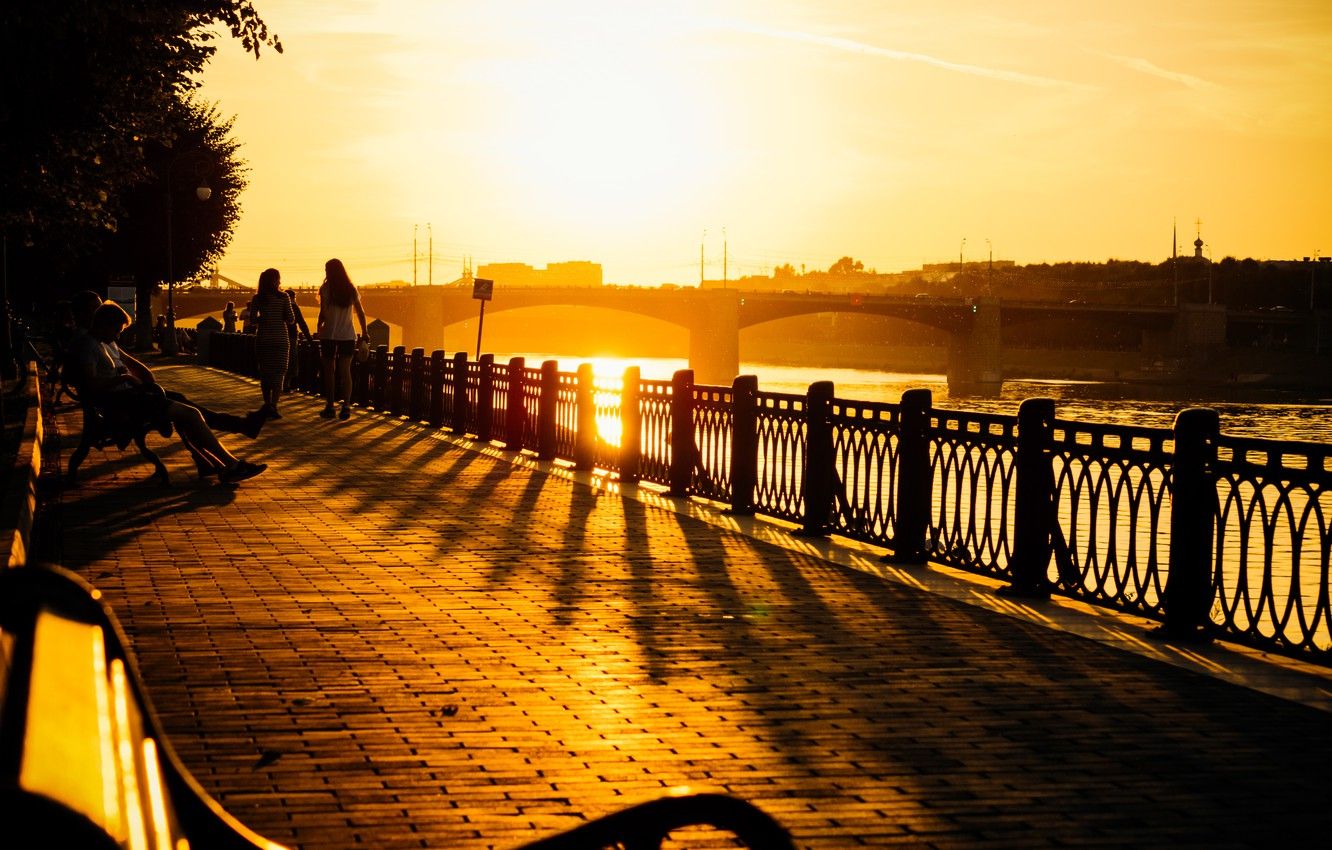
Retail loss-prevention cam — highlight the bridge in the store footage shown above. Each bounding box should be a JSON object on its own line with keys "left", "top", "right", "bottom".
{"left": 161, "top": 285, "right": 1316, "bottom": 394}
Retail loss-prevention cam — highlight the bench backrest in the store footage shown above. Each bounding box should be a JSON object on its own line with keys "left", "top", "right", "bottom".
{"left": 0, "top": 565, "right": 285, "bottom": 849}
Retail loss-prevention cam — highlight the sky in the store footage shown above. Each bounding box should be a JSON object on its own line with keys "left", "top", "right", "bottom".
{"left": 197, "top": 0, "right": 1332, "bottom": 288}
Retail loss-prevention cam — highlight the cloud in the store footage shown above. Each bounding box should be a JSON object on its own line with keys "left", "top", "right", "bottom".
{"left": 1098, "top": 52, "right": 1217, "bottom": 90}
{"left": 721, "top": 20, "right": 1091, "bottom": 90}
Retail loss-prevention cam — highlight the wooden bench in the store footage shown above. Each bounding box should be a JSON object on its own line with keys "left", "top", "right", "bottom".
{"left": 0, "top": 565, "right": 794, "bottom": 849}
{"left": 65, "top": 392, "right": 170, "bottom": 485}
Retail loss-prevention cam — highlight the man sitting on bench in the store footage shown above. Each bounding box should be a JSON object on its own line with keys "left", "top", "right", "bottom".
{"left": 78, "top": 303, "right": 267, "bottom": 484}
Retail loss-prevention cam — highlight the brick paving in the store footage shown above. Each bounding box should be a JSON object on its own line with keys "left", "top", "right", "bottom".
{"left": 35, "top": 363, "right": 1332, "bottom": 849}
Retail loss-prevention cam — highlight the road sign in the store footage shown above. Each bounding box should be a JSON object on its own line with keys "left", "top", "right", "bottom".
{"left": 472, "top": 277, "right": 494, "bottom": 301}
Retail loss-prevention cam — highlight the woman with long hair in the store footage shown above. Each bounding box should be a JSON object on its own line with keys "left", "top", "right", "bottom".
{"left": 252, "top": 268, "right": 295, "bottom": 419}
{"left": 317, "top": 258, "right": 368, "bottom": 420}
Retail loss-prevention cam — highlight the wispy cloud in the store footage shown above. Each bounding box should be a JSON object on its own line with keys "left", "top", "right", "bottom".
{"left": 1099, "top": 52, "right": 1217, "bottom": 90}
{"left": 721, "top": 20, "right": 1091, "bottom": 90}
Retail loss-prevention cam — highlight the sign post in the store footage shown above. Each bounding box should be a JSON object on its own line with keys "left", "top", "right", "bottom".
{"left": 472, "top": 277, "right": 494, "bottom": 357}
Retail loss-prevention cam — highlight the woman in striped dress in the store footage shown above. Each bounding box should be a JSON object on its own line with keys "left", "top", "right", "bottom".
{"left": 252, "top": 268, "right": 295, "bottom": 419}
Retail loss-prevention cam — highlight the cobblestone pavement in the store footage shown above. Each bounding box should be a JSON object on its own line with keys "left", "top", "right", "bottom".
{"left": 35, "top": 364, "right": 1332, "bottom": 849}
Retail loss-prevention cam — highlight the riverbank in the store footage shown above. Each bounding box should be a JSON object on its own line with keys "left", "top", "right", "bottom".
{"left": 744, "top": 341, "right": 1332, "bottom": 396}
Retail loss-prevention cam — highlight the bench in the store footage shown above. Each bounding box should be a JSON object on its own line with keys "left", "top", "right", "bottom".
{"left": 0, "top": 565, "right": 794, "bottom": 849}
{"left": 65, "top": 392, "right": 170, "bottom": 485}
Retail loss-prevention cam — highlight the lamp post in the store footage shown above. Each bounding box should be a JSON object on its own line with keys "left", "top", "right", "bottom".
{"left": 163, "top": 153, "right": 212, "bottom": 355}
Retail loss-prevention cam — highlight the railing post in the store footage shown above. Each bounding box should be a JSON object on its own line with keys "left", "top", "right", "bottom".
{"left": 730, "top": 375, "right": 758, "bottom": 514}
{"left": 1160, "top": 407, "right": 1219, "bottom": 640}
{"left": 574, "top": 363, "right": 596, "bottom": 470}
{"left": 800, "top": 381, "right": 835, "bottom": 535}
{"left": 408, "top": 347, "right": 426, "bottom": 421}
{"left": 668, "top": 370, "right": 695, "bottom": 496}
{"left": 428, "top": 350, "right": 446, "bottom": 428}
{"left": 476, "top": 354, "right": 495, "bottom": 441}
{"left": 353, "top": 345, "right": 371, "bottom": 407}
{"left": 1002, "top": 397, "right": 1056, "bottom": 596}
{"left": 506, "top": 357, "right": 526, "bottom": 451}
{"left": 619, "top": 366, "right": 641, "bottom": 483}
{"left": 388, "top": 345, "right": 406, "bottom": 416}
{"left": 300, "top": 339, "right": 315, "bottom": 394}
{"left": 372, "top": 345, "right": 389, "bottom": 410}
{"left": 885, "top": 388, "right": 932, "bottom": 563}
{"left": 538, "top": 360, "right": 559, "bottom": 459}
{"left": 451, "top": 351, "right": 469, "bottom": 433}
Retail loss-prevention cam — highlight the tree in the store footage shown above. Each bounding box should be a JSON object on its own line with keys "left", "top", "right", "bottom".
{"left": 0, "top": 1, "right": 279, "bottom": 260}
{"left": 99, "top": 102, "right": 246, "bottom": 286}
{"left": 68, "top": 100, "right": 249, "bottom": 341}
{"left": 828, "top": 256, "right": 865, "bottom": 275}
{"left": 773, "top": 263, "right": 797, "bottom": 278}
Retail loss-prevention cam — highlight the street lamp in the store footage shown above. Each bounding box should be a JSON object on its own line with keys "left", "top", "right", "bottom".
{"left": 163, "top": 155, "right": 212, "bottom": 355}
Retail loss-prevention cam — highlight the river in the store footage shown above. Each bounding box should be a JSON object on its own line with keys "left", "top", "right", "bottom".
{"left": 509, "top": 353, "right": 1332, "bottom": 444}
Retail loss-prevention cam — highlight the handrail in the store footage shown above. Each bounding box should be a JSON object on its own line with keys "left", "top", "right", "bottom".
{"left": 201, "top": 333, "right": 1332, "bottom": 665}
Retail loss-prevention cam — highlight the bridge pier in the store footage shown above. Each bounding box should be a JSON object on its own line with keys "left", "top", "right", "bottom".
{"left": 946, "top": 297, "right": 1003, "bottom": 397}
{"left": 686, "top": 290, "right": 741, "bottom": 385}
{"left": 400, "top": 288, "right": 447, "bottom": 352}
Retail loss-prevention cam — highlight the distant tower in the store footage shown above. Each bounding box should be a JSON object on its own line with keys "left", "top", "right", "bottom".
{"left": 1194, "top": 219, "right": 1205, "bottom": 259}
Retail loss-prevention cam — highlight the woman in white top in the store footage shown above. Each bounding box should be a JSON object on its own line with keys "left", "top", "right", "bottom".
{"left": 316, "top": 258, "right": 369, "bottom": 420}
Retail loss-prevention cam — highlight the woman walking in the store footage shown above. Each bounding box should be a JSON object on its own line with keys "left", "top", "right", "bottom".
{"left": 252, "top": 268, "right": 295, "bottom": 419}
{"left": 285, "top": 289, "right": 311, "bottom": 393}
{"left": 317, "top": 258, "right": 368, "bottom": 420}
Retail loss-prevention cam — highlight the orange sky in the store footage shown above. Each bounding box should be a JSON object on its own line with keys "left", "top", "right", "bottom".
{"left": 198, "top": 0, "right": 1332, "bottom": 288}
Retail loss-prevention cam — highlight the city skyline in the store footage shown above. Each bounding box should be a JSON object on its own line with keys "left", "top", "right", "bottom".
{"left": 198, "top": 0, "right": 1331, "bottom": 287}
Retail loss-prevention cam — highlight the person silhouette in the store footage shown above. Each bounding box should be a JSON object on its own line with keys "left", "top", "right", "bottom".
{"left": 316, "top": 258, "right": 368, "bottom": 421}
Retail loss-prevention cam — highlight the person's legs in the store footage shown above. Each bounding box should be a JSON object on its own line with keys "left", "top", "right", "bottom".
{"left": 337, "top": 353, "right": 353, "bottom": 411}
{"left": 167, "top": 401, "right": 267, "bottom": 483}
{"left": 163, "top": 388, "right": 264, "bottom": 438}
{"left": 320, "top": 342, "right": 336, "bottom": 415}
{"left": 167, "top": 402, "right": 239, "bottom": 467}
{"left": 261, "top": 376, "right": 281, "bottom": 417}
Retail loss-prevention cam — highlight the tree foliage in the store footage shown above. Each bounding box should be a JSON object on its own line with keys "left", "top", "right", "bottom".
{"left": 0, "top": 1, "right": 279, "bottom": 255}
{"left": 828, "top": 256, "right": 865, "bottom": 275}
{"left": 81, "top": 100, "right": 248, "bottom": 290}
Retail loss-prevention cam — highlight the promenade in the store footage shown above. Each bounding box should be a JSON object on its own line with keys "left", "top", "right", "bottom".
{"left": 35, "top": 362, "right": 1332, "bottom": 849}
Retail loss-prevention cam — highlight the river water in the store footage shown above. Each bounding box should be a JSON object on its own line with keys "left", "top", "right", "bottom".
{"left": 511, "top": 353, "right": 1332, "bottom": 444}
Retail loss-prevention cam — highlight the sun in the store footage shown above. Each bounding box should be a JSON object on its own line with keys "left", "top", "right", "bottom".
{"left": 478, "top": 8, "right": 728, "bottom": 226}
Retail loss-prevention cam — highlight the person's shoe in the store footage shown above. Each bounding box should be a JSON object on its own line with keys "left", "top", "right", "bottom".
{"left": 196, "top": 463, "right": 220, "bottom": 479}
{"left": 319, "top": 405, "right": 335, "bottom": 419}
{"left": 241, "top": 408, "right": 267, "bottom": 439}
{"left": 268, "top": 406, "right": 282, "bottom": 420}
{"left": 338, "top": 404, "right": 351, "bottom": 421}
{"left": 220, "top": 460, "right": 267, "bottom": 483}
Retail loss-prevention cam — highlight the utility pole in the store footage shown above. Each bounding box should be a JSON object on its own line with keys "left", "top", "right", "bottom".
{"left": 700, "top": 229, "right": 706, "bottom": 286}
{"left": 986, "top": 239, "right": 993, "bottom": 296}
{"left": 428, "top": 223, "right": 433, "bottom": 285}
{"left": 723, "top": 227, "right": 728, "bottom": 288}
{"left": 413, "top": 224, "right": 418, "bottom": 286}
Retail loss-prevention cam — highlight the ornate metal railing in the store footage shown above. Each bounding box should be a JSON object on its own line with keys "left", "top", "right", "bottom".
{"left": 203, "top": 333, "right": 1332, "bottom": 665}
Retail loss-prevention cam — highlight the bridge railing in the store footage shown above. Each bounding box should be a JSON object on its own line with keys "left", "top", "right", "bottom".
{"left": 204, "top": 334, "right": 1332, "bottom": 665}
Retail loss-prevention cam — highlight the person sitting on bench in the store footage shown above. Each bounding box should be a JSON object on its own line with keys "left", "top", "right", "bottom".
{"left": 66, "top": 291, "right": 267, "bottom": 440}
{"left": 78, "top": 303, "right": 267, "bottom": 484}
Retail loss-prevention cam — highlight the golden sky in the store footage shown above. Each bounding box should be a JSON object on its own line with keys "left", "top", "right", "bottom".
{"left": 199, "top": 0, "right": 1332, "bottom": 288}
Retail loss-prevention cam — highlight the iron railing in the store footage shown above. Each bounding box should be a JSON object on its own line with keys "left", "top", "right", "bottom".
{"left": 203, "top": 333, "right": 1332, "bottom": 665}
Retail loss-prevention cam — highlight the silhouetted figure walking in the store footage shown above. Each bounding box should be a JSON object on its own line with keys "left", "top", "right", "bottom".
{"left": 285, "top": 289, "right": 311, "bottom": 393}
{"left": 316, "top": 258, "right": 368, "bottom": 421}
{"left": 251, "top": 268, "right": 295, "bottom": 419}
